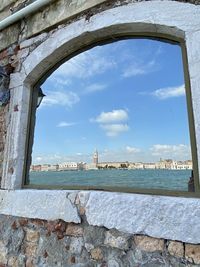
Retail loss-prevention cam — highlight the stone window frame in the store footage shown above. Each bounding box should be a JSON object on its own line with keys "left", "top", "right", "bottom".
{"left": 1, "top": 1, "right": 200, "bottom": 244}
{"left": 2, "top": 2, "right": 200, "bottom": 197}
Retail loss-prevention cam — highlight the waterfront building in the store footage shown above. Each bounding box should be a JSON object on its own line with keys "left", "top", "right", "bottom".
{"left": 48, "top": 164, "right": 59, "bottom": 171}
{"left": 40, "top": 164, "right": 51, "bottom": 171}
{"left": 30, "top": 158, "right": 192, "bottom": 172}
{"left": 143, "top": 163, "right": 156, "bottom": 169}
{"left": 134, "top": 162, "right": 144, "bottom": 169}
{"left": 58, "top": 162, "right": 78, "bottom": 171}
{"left": 176, "top": 160, "right": 193, "bottom": 170}
{"left": 86, "top": 163, "right": 98, "bottom": 170}
{"left": 128, "top": 163, "right": 136, "bottom": 169}
{"left": 30, "top": 165, "right": 41, "bottom": 172}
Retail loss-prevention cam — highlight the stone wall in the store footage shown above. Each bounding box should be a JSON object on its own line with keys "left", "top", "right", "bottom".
{"left": 0, "top": 214, "right": 200, "bottom": 267}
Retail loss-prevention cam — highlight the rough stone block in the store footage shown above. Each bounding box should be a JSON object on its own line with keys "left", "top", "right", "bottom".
{"left": 104, "top": 230, "right": 130, "bottom": 250}
{"left": 0, "top": 240, "right": 8, "bottom": 264}
{"left": 69, "top": 237, "right": 84, "bottom": 255}
{"left": 134, "top": 235, "right": 164, "bottom": 252}
{"left": 0, "top": 190, "right": 81, "bottom": 222}
{"left": 8, "top": 256, "right": 18, "bottom": 267}
{"left": 84, "top": 225, "right": 105, "bottom": 249}
{"left": 20, "top": 33, "right": 48, "bottom": 49}
{"left": 185, "top": 244, "right": 200, "bottom": 264}
{"left": 168, "top": 241, "right": 184, "bottom": 258}
{"left": 65, "top": 223, "right": 83, "bottom": 237}
{"left": 0, "top": 24, "right": 20, "bottom": 52}
{"left": 26, "top": 229, "right": 40, "bottom": 243}
{"left": 90, "top": 247, "right": 103, "bottom": 260}
{"left": 0, "top": 0, "right": 16, "bottom": 12}
{"left": 25, "top": 242, "right": 37, "bottom": 257}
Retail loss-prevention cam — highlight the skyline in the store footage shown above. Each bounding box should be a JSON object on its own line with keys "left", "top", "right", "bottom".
{"left": 31, "top": 38, "right": 192, "bottom": 165}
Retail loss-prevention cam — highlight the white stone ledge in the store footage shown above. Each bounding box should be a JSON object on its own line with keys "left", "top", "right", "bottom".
{"left": 84, "top": 191, "right": 200, "bottom": 244}
{"left": 1, "top": 189, "right": 200, "bottom": 244}
{"left": 0, "top": 189, "right": 80, "bottom": 223}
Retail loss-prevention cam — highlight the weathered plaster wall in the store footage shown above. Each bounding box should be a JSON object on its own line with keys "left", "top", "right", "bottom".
{"left": 1, "top": 0, "right": 200, "bottom": 266}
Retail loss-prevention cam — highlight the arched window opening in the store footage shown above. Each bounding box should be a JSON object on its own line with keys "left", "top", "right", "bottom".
{"left": 25, "top": 38, "right": 197, "bottom": 195}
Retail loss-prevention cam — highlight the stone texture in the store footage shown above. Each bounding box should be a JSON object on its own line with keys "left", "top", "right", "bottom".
{"left": 25, "top": 242, "right": 37, "bottom": 257}
{"left": 104, "top": 230, "right": 130, "bottom": 250}
{"left": 69, "top": 237, "right": 84, "bottom": 255}
{"left": 0, "top": 214, "right": 198, "bottom": 266}
{"left": 134, "top": 235, "right": 164, "bottom": 252}
{"left": 0, "top": 24, "right": 20, "bottom": 52}
{"left": 26, "top": 229, "right": 40, "bottom": 243}
{"left": 25, "top": 0, "right": 108, "bottom": 39}
{"left": 66, "top": 223, "right": 84, "bottom": 237}
{"left": 90, "top": 247, "right": 103, "bottom": 260}
{"left": 0, "top": 0, "right": 16, "bottom": 12}
{"left": 0, "top": 190, "right": 80, "bottom": 223}
{"left": 84, "top": 225, "right": 106, "bottom": 251}
{"left": 0, "top": 240, "right": 8, "bottom": 264}
{"left": 85, "top": 192, "right": 200, "bottom": 244}
{"left": 168, "top": 241, "right": 184, "bottom": 258}
{"left": 185, "top": 244, "right": 200, "bottom": 264}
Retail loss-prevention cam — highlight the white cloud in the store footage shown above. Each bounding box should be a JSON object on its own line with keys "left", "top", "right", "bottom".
{"left": 150, "top": 144, "right": 191, "bottom": 159}
{"left": 100, "top": 124, "right": 129, "bottom": 137}
{"left": 35, "top": 157, "right": 43, "bottom": 162}
{"left": 33, "top": 153, "right": 91, "bottom": 165}
{"left": 84, "top": 83, "right": 107, "bottom": 94}
{"left": 49, "top": 77, "right": 72, "bottom": 86}
{"left": 126, "top": 146, "right": 141, "bottom": 153}
{"left": 99, "top": 146, "right": 141, "bottom": 162}
{"left": 41, "top": 91, "right": 80, "bottom": 108}
{"left": 122, "top": 60, "right": 157, "bottom": 78}
{"left": 93, "top": 109, "right": 128, "bottom": 124}
{"left": 54, "top": 49, "right": 116, "bottom": 79}
{"left": 33, "top": 154, "right": 63, "bottom": 164}
{"left": 57, "top": 121, "right": 76, "bottom": 127}
{"left": 152, "top": 85, "right": 185, "bottom": 99}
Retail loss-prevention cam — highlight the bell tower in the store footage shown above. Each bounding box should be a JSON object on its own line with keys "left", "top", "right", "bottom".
{"left": 93, "top": 149, "right": 98, "bottom": 166}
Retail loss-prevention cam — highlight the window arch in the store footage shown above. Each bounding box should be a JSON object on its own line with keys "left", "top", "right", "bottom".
{"left": 2, "top": 2, "right": 200, "bottom": 197}
{"left": 25, "top": 37, "right": 198, "bottom": 195}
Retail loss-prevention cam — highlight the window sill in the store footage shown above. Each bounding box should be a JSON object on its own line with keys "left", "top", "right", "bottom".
{"left": 0, "top": 189, "right": 200, "bottom": 244}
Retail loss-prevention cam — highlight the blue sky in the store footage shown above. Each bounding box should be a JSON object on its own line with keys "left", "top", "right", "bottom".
{"left": 32, "top": 39, "right": 191, "bottom": 164}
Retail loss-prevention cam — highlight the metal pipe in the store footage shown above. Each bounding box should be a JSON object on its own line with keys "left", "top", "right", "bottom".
{"left": 0, "top": 0, "right": 56, "bottom": 31}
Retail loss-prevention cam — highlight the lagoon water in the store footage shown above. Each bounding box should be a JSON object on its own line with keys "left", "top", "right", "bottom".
{"left": 29, "top": 169, "right": 191, "bottom": 191}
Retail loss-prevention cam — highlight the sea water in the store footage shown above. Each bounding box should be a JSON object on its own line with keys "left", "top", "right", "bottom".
{"left": 29, "top": 169, "right": 191, "bottom": 191}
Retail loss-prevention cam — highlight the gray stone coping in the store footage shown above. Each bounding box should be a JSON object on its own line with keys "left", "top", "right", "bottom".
{"left": 1, "top": 189, "right": 200, "bottom": 244}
